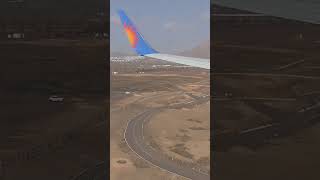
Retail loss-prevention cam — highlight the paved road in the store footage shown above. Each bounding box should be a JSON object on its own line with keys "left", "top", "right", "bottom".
{"left": 215, "top": 72, "right": 320, "bottom": 79}
{"left": 213, "top": 97, "right": 296, "bottom": 101}
{"left": 124, "top": 100, "right": 210, "bottom": 180}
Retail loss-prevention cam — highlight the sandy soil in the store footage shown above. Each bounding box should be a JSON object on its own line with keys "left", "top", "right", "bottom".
{"left": 147, "top": 103, "right": 210, "bottom": 170}
{"left": 110, "top": 71, "right": 210, "bottom": 179}
{"left": 0, "top": 40, "right": 107, "bottom": 179}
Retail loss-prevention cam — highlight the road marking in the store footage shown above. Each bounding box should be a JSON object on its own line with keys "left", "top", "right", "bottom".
{"left": 213, "top": 97, "right": 296, "bottom": 101}
{"left": 132, "top": 118, "right": 153, "bottom": 158}
{"left": 215, "top": 72, "right": 320, "bottom": 79}
{"left": 274, "top": 59, "right": 305, "bottom": 71}
{"left": 124, "top": 110, "right": 210, "bottom": 179}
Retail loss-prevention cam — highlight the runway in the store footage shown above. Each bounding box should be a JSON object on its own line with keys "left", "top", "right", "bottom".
{"left": 215, "top": 72, "right": 320, "bottom": 79}
{"left": 213, "top": 97, "right": 296, "bottom": 101}
{"left": 124, "top": 99, "right": 210, "bottom": 180}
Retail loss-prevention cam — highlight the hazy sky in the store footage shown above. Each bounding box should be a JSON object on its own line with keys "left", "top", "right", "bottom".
{"left": 110, "top": 0, "right": 210, "bottom": 54}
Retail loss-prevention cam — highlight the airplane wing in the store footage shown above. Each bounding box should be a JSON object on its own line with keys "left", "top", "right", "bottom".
{"left": 145, "top": 54, "right": 210, "bottom": 69}
{"left": 117, "top": 9, "right": 210, "bottom": 70}
{"left": 213, "top": 1, "right": 320, "bottom": 24}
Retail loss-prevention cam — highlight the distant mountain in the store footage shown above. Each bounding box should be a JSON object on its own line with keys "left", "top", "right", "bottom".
{"left": 110, "top": 51, "right": 135, "bottom": 57}
{"left": 111, "top": 40, "right": 210, "bottom": 59}
{"left": 180, "top": 40, "right": 210, "bottom": 59}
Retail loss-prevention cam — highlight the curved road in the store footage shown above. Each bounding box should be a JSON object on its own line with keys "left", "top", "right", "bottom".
{"left": 214, "top": 72, "right": 320, "bottom": 79}
{"left": 124, "top": 72, "right": 317, "bottom": 179}
{"left": 124, "top": 100, "right": 210, "bottom": 180}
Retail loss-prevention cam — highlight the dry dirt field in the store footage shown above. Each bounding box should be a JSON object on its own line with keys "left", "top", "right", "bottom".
{"left": 110, "top": 69, "right": 210, "bottom": 180}
{"left": 0, "top": 40, "right": 107, "bottom": 180}
{"left": 146, "top": 103, "right": 210, "bottom": 169}
{"left": 213, "top": 18, "right": 320, "bottom": 180}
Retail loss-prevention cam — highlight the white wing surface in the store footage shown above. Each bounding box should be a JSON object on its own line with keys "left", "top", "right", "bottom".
{"left": 145, "top": 54, "right": 210, "bottom": 70}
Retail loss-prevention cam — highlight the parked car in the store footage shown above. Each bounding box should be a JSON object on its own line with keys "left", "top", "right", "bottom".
{"left": 48, "top": 95, "right": 64, "bottom": 102}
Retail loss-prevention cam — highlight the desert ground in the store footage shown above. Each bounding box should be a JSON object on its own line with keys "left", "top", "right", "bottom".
{"left": 212, "top": 12, "right": 320, "bottom": 179}
{"left": 110, "top": 60, "right": 210, "bottom": 180}
{"left": 0, "top": 39, "right": 107, "bottom": 180}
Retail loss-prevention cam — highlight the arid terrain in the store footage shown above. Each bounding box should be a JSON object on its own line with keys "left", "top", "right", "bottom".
{"left": 212, "top": 7, "right": 320, "bottom": 179}
{"left": 110, "top": 59, "right": 210, "bottom": 180}
{"left": 0, "top": 39, "right": 107, "bottom": 180}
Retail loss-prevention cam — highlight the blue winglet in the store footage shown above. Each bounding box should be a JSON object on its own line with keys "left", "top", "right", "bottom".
{"left": 117, "top": 9, "right": 158, "bottom": 56}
